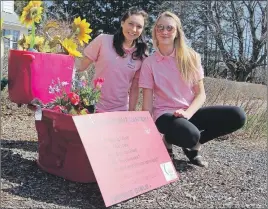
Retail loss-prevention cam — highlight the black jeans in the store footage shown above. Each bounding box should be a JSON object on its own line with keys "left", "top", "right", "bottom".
{"left": 155, "top": 106, "right": 246, "bottom": 149}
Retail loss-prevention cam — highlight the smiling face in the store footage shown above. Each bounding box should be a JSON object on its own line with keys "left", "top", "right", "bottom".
{"left": 121, "top": 14, "right": 145, "bottom": 45}
{"left": 155, "top": 16, "right": 177, "bottom": 47}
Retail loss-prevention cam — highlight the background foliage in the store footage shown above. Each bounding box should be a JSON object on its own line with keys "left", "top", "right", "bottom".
{"left": 14, "top": 0, "right": 267, "bottom": 84}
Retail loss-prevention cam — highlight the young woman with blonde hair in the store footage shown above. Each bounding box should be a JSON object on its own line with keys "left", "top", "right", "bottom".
{"left": 139, "top": 11, "right": 246, "bottom": 167}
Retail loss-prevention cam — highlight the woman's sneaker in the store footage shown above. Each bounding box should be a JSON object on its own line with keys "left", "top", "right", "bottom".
{"left": 167, "top": 148, "right": 175, "bottom": 159}
{"left": 182, "top": 148, "right": 208, "bottom": 168}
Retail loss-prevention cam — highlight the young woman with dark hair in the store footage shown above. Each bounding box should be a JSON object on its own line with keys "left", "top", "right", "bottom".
{"left": 78, "top": 7, "right": 148, "bottom": 112}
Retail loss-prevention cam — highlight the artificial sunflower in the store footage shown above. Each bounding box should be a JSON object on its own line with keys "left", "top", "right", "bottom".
{"left": 34, "top": 36, "right": 45, "bottom": 51}
{"left": 73, "top": 17, "right": 92, "bottom": 46}
{"left": 20, "top": 0, "right": 43, "bottom": 27}
{"left": 18, "top": 35, "right": 44, "bottom": 51}
{"left": 18, "top": 35, "right": 29, "bottom": 50}
{"left": 61, "top": 38, "right": 82, "bottom": 57}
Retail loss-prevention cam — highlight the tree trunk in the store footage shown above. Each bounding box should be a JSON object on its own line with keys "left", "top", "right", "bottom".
{"left": 235, "top": 67, "right": 251, "bottom": 82}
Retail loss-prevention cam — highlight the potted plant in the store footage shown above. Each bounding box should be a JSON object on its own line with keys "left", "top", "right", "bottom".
{"left": 32, "top": 76, "right": 105, "bottom": 183}
{"left": 8, "top": 0, "right": 93, "bottom": 105}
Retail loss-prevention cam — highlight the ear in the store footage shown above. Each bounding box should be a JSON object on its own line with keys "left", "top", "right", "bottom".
{"left": 121, "top": 21, "right": 124, "bottom": 27}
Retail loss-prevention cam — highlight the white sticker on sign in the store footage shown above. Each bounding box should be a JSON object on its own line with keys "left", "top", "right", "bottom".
{"left": 160, "top": 161, "right": 177, "bottom": 182}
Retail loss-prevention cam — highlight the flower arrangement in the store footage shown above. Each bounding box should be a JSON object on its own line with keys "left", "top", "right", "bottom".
{"left": 18, "top": 0, "right": 92, "bottom": 57}
{"left": 32, "top": 77, "right": 105, "bottom": 115}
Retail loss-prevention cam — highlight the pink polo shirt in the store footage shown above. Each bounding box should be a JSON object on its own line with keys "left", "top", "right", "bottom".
{"left": 139, "top": 50, "right": 204, "bottom": 121}
{"left": 84, "top": 34, "right": 142, "bottom": 112}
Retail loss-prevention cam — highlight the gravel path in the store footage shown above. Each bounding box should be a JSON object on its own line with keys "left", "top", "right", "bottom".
{"left": 1, "top": 93, "right": 267, "bottom": 209}
{"left": 1, "top": 138, "right": 267, "bottom": 208}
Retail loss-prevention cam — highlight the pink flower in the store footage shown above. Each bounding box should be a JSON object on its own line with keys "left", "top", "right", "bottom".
{"left": 67, "top": 92, "right": 80, "bottom": 105}
{"left": 93, "top": 78, "right": 104, "bottom": 90}
{"left": 53, "top": 105, "right": 65, "bottom": 113}
{"left": 82, "top": 81, "right": 87, "bottom": 87}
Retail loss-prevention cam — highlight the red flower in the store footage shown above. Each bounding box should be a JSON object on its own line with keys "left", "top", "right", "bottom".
{"left": 93, "top": 78, "right": 104, "bottom": 90}
{"left": 67, "top": 92, "right": 80, "bottom": 105}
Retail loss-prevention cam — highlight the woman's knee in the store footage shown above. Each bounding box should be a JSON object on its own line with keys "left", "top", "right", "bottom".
{"left": 169, "top": 121, "right": 201, "bottom": 148}
{"left": 231, "top": 106, "right": 247, "bottom": 129}
{"left": 155, "top": 113, "right": 174, "bottom": 134}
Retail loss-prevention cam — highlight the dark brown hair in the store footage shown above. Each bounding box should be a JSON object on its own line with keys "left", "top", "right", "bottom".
{"left": 113, "top": 7, "right": 148, "bottom": 60}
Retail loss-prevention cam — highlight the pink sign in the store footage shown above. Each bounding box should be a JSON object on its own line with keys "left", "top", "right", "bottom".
{"left": 73, "top": 111, "right": 179, "bottom": 207}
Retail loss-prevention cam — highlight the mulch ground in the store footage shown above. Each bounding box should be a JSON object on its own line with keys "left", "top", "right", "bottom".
{"left": 1, "top": 91, "right": 267, "bottom": 209}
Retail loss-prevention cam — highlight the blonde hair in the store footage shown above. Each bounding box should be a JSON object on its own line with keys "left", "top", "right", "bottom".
{"left": 152, "top": 11, "right": 201, "bottom": 84}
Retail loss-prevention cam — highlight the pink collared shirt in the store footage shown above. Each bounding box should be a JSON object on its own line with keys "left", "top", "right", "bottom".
{"left": 84, "top": 34, "right": 142, "bottom": 112}
{"left": 139, "top": 50, "right": 204, "bottom": 121}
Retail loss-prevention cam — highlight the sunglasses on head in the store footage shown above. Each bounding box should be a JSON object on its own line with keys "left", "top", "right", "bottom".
{"left": 156, "top": 24, "right": 175, "bottom": 33}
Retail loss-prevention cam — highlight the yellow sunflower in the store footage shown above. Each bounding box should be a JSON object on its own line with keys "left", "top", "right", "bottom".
{"left": 61, "top": 38, "right": 82, "bottom": 57}
{"left": 20, "top": 0, "right": 43, "bottom": 27}
{"left": 18, "top": 35, "right": 44, "bottom": 50}
{"left": 18, "top": 35, "right": 30, "bottom": 50}
{"left": 34, "top": 36, "right": 45, "bottom": 51}
{"left": 25, "top": 35, "right": 31, "bottom": 47}
{"left": 34, "top": 36, "right": 44, "bottom": 45}
{"left": 73, "top": 17, "right": 92, "bottom": 46}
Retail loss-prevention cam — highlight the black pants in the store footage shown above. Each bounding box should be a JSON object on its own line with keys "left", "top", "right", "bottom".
{"left": 155, "top": 106, "right": 246, "bottom": 148}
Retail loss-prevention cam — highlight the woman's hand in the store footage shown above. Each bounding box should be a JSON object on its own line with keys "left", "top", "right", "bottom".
{"left": 177, "top": 79, "right": 206, "bottom": 119}
{"left": 173, "top": 109, "right": 192, "bottom": 120}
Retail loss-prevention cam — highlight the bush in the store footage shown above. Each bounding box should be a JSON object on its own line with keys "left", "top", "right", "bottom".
{"left": 204, "top": 77, "right": 267, "bottom": 140}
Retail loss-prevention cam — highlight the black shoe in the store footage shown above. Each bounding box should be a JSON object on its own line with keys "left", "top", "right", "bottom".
{"left": 182, "top": 148, "right": 208, "bottom": 167}
{"left": 167, "top": 148, "right": 175, "bottom": 159}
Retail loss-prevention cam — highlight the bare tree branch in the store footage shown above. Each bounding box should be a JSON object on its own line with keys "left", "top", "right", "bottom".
{"left": 203, "top": 2, "right": 230, "bottom": 61}
{"left": 256, "top": 51, "right": 268, "bottom": 66}
{"left": 158, "top": 0, "right": 266, "bottom": 82}
{"left": 259, "top": 2, "right": 267, "bottom": 43}
{"left": 231, "top": 1, "right": 244, "bottom": 59}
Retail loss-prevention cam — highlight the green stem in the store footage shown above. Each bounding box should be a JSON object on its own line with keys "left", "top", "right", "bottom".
{"left": 30, "top": 22, "right": 36, "bottom": 49}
